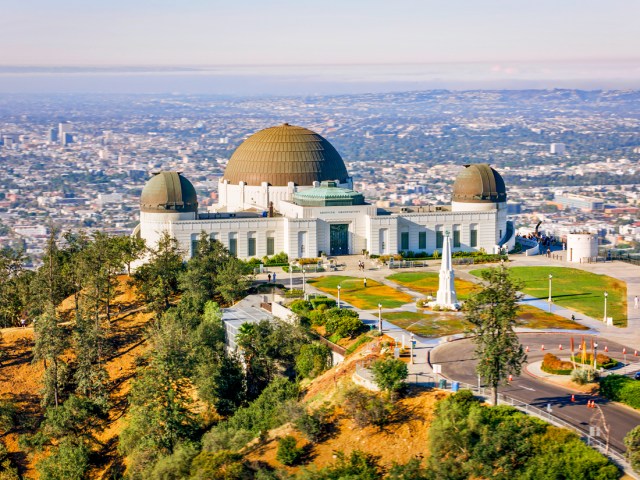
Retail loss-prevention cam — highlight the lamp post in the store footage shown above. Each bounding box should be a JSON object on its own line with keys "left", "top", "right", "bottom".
{"left": 302, "top": 267, "right": 306, "bottom": 299}
{"left": 603, "top": 292, "right": 608, "bottom": 323}
{"left": 378, "top": 303, "right": 382, "bottom": 333}
{"left": 548, "top": 274, "right": 553, "bottom": 313}
{"left": 410, "top": 333, "right": 415, "bottom": 365}
{"left": 289, "top": 262, "right": 293, "bottom": 289}
{"left": 593, "top": 341, "right": 599, "bottom": 370}
{"left": 337, "top": 285, "right": 341, "bottom": 309}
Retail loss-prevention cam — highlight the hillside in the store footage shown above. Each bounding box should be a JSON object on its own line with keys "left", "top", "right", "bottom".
{"left": 0, "top": 275, "right": 154, "bottom": 479}
{"left": 0, "top": 275, "right": 626, "bottom": 480}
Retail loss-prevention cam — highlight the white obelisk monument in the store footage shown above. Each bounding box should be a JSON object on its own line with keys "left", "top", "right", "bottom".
{"left": 435, "top": 231, "right": 459, "bottom": 309}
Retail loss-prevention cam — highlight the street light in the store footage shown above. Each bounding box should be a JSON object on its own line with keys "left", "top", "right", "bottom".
{"left": 603, "top": 292, "right": 608, "bottom": 323}
{"left": 410, "top": 333, "right": 415, "bottom": 365}
{"left": 302, "top": 267, "right": 306, "bottom": 298}
{"left": 337, "top": 285, "right": 341, "bottom": 309}
{"left": 378, "top": 303, "right": 382, "bottom": 333}
{"left": 593, "top": 340, "right": 599, "bottom": 370}
{"left": 548, "top": 274, "right": 553, "bottom": 313}
{"left": 289, "top": 262, "right": 293, "bottom": 289}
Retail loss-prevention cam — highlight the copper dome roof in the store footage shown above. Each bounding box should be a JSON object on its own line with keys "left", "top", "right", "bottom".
{"left": 140, "top": 172, "right": 198, "bottom": 213}
{"left": 223, "top": 123, "right": 349, "bottom": 186}
{"left": 452, "top": 164, "right": 507, "bottom": 203}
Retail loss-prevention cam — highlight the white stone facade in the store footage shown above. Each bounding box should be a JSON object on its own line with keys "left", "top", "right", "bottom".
{"left": 138, "top": 200, "right": 510, "bottom": 260}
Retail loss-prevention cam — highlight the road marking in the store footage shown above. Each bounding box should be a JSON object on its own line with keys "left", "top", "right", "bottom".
{"left": 520, "top": 386, "right": 536, "bottom": 391}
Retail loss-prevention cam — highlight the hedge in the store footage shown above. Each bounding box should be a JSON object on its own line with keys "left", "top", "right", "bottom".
{"left": 541, "top": 353, "right": 574, "bottom": 375}
{"left": 600, "top": 375, "right": 640, "bottom": 409}
{"left": 310, "top": 297, "right": 337, "bottom": 310}
{"left": 571, "top": 353, "right": 618, "bottom": 370}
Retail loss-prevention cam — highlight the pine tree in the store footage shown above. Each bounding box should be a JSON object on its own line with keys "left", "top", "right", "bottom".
{"left": 465, "top": 264, "right": 526, "bottom": 406}
{"left": 32, "top": 229, "right": 69, "bottom": 407}
{"left": 134, "top": 231, "right": 184, "bottom": 312}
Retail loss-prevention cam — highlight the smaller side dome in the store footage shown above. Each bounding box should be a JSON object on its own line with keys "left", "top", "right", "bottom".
{"left": 141, "top": 172, "right": 198, "bottom": 213}
{"left": 452, "top": 164, "right": 506, "bottom": 203}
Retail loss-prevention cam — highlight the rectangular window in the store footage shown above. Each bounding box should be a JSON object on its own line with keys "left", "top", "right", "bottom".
{"left": 400, "top": 232, "right": 409, "bottom": 251}
{"left": 453, "top": 230, "right": 461, "bottom": 248}
{"left": 436, "top": 231, "right": 444, "bottom": 249}
{"left": 248, "top": 237, "right": 256, "bottom": 256}
{"left": 191, "top": 239, "right": 199, "bottom": 258}
{"left": 229, "top": 238, "right": 237, "bottom": 256}
{"left": 470, "top": 229, "right": 478, "bottom": 247}
{"left": 266, "top": 237, "right": 275, "bottom": 255}
{"left": 418, "top": 231, "right": 426, "bottom": 250}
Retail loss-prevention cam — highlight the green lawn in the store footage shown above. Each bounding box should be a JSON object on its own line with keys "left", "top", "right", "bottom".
{"left": 387, "top": 271, "right": 481, "bottom": 300}
{"left": 383, "top": 303, "right": 589, "bottom": 338}
{"left": 307, "top": 275, "right": 413, "bottom": 310}
{"left": 470, "top": 266, "right": 628, "bottom": 327}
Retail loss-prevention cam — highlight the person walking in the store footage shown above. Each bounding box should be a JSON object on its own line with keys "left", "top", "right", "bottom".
{"left": 272, "top": 272, "right": 276, "bottom": 283}
{"left": 267, "top": 273, "right": 272, "bottom": 283}
{"left": 20, "top": 317, "right": 26, "bottom": 328}
{"left": 363, "top": 277, "right": 367, "bottom": 288}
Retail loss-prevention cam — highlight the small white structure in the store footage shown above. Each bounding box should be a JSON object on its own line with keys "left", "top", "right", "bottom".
{"left": 566, "top": 233, "right": 598, "bottom": 263}
{"left": 433, "top": 232, "right": 460, "bottom": 310}
{"left": 550, "top": 142, "right": 566, "bottom": 155}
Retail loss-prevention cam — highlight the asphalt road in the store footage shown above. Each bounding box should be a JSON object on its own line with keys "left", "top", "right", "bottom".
{"left": 431, "top": 332, "right": 640, "bottom": 454}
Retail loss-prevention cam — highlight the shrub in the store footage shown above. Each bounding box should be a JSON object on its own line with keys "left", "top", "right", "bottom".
{"left": 324, "top": 309, "right": 364, "bottom": 338}
{"left": 541, "top": 353, "right": 573, "bottom": 375}
{"left": 370, "top": 358, "right": 408, "bottom": 393}
{"left": 308, "top": 310, "right": 326, "bottom": 326}
{"left": 284, "top": 288, "right": 304, "bottom": 298}
{"left": 571, "top": 368, "right": 599, "bottom": 385}
{"left": 298, "top": 257, "right": 321, "bottom": 265}
{"left": 600, "top": 375, "right": 640, "bottom": 409}
{"left": 190, "top": 450, "right": 250, "bottom": 478}
{"left": 295, "top": 405, "right": 333, "bottom": 442}
{"left": 276, "top": 436, "right": 304, "bottom": 466}
{"left": 311, "top": 297, "right": 337, "bottom": 310}
{"left": 0, "top": 441, "right": 19, "bottom": 480}
{"left": 571, "top": 353, "right": 618, "bottom": 369}
{"left": 289, "top": 299, "right": 313, "bottom": 315}
{"left": 295, "top": 343, "right": 332, "bottom": 379}
{"left": 343, "top": 388, "right": 392, "bottom": 428}
{"left": 37, "top": 438, "right": 89, "bottom": 480}
{"left": 263, "top": 252, "right": 288, "bottom": 265}
{"left": 625, "top": 425, "right": 640, "bottom": 473}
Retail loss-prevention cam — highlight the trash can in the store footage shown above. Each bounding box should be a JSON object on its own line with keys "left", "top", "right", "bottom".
{"left": 452, "top": 381, "right": 460, "bottom": 392}
{"left": 438, "top": 379, "right": 447, "bottom": 389}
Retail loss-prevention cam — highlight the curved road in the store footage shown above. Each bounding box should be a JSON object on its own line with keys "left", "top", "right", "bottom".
{"left": 431, "top": 333, "right": 640, "bottom": 454}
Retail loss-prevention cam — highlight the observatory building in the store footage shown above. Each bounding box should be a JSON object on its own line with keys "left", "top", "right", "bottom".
{"left": 135, "top": 123, "right": 515, "bottom": 260}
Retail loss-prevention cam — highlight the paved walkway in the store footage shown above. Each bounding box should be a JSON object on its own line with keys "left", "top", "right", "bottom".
{"left": 260, "top": 252, "right": 640, "bottom": 378}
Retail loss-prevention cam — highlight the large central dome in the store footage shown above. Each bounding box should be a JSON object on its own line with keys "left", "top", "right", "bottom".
{"left": 223, "top": 123, "right": 349, "bottom": 186}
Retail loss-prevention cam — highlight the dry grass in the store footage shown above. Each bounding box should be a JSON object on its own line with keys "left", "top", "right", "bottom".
{"left": 517, "top": 304, "right": 589, "bottom": 330}
{"left": 245, "top": 387, "right": 445, "bottom": 473}
{"left": 0, "top": 275, "right": 154, "bottom": 479}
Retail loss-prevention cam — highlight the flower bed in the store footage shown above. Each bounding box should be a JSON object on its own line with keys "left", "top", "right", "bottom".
{"left": 541, "top": 353, "right": 574, "bottom": 375}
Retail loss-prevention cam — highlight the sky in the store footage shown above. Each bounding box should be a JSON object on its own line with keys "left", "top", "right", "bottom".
{"left": 0, "top": 0, "right": 639, "bottom": 93}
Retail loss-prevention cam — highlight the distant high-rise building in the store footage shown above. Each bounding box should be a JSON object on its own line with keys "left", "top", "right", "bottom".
{"left": 62, "top": 132, "right": 74, "bottom": 146}
{"left": 48, "top": 128, "right": 58, "bottom": 143}
{"left": 58, "top": 123, "right": 71, "bottom": 144}
{"left": 550, "top": 142, "right": 566, "bottom": 155}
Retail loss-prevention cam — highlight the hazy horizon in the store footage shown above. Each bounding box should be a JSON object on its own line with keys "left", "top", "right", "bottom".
{"left": 1, "top": 0, "right": 639, "bottom": 94}
{"left": 0, "top": 61, "right": 638, "bottom": 95}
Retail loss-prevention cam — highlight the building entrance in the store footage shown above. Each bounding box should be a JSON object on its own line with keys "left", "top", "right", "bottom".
{"left": 330, "top": 224, "right": 349, "bottom": 255}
